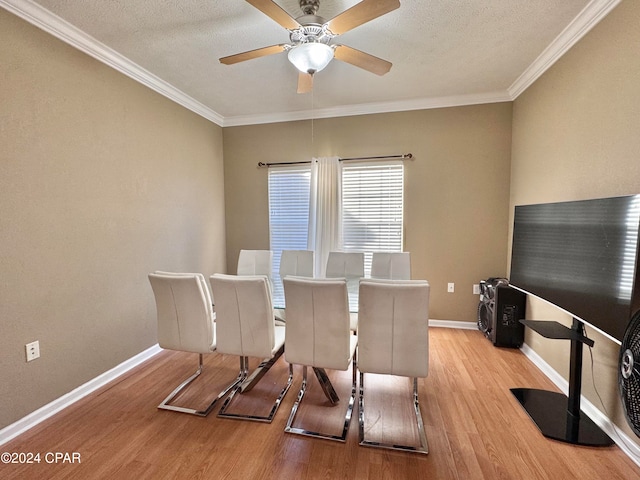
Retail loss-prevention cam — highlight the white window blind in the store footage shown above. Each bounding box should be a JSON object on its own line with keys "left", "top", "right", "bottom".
{"left": 341, "top": 162, "right": 404, "bottom": 276}
{"left": 268, "top": 167, "right": 311, "bottom": 306}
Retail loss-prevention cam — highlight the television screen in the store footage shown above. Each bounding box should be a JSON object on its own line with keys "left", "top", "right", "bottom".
{"left": 509, "top": 195, "right": 640, "bottom": 342}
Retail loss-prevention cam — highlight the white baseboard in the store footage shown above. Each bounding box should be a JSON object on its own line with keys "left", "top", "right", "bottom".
{"left": 520, "top": 342, "right": 640, "bottom": 467}
{"left": 429, "top": 319, "right": 478, "bottom": 330}
{"left": 0, "top": 344, "right": 162, "bottom": 446}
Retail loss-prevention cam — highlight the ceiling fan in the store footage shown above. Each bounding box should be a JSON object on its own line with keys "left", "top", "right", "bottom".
{"left": 219, "top": 0, "right": 400, "bottom": 93}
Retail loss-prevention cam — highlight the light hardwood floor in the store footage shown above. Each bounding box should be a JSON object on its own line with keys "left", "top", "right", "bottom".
{"left": 2, "top": 327, "right": 639, "bottom": 479}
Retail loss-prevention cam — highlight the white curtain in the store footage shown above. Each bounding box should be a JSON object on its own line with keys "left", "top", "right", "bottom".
{"left": 307, "top": 157, "right": 342, "bottom": 277}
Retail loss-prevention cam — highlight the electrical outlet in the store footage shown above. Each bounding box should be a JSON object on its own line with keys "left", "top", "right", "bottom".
{"left": 447, "top": 283, "right": 455, "bottom": 293}
{"left": 26, "top": 341, "right": 40, "bottom": 362}
{"left": 473, "top": 284, "right": 481, "bottom": 295}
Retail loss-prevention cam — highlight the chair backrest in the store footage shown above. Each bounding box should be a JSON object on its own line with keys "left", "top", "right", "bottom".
{"left": 325, "top": 252, "right": 364, "bottom": 279}
{"left": 237, "top": 250, "right": 273, "bottom": 277}
{"left": 370, "top": 252, "right": 411, "bottom": 280}
{"left": 148, "top": 273, "right": 215, "bottom": 354}
{"left": 283, "top": 277, "right": 352, "bottom": 370}
{"left": 209, "top": 274, "right": 276, "bottom": 358}
{"left": 154, "top": 269, "right": 216, "bottom": 304}
{"left": 357, "top": 279, "right": 430, "bottom": 378}
{"left": 279, "top": 250, "right": 314, "bottom": 278}
{"left": 326, "top": 252, "right": 363, "bottom": 312}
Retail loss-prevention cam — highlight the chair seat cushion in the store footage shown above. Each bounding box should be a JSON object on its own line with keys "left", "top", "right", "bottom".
{"left": 274, "top": 308, "right": 286, "bottom": 326}
{"left": 349, "top": 312, "right": 358, "bottom": 332}
{"left": 273, "top": 324, "right": 286, "bottom": 356}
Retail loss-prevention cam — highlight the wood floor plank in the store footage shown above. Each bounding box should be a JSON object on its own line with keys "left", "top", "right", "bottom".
{"left": 2, "top": 327, "right": 639, "bottom": 479}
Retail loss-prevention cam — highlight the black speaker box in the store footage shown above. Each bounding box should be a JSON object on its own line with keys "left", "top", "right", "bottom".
{"left": 490, "top": 286, "right": 526, "bottom": 348}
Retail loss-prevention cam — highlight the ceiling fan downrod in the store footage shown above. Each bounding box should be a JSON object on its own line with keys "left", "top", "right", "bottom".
{"left": 299, "top": 0, "right": 320, "bottom": 16}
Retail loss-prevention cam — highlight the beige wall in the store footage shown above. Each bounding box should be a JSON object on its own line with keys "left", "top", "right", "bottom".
{"left": 223, "top": 103, "right": 513, "bottom": 321}
{"left": 6, "top": 0, "right": 637, "bottom": 444}
{"left": 510, "top": 0, "right": 640, "bottom": 437}
{"left": 0, "top": 10, "right": 226, "bottom": 428}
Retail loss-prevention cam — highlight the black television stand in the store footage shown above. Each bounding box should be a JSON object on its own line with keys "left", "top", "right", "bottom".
{"left": 511, "top": 318, "right": 613, "bottom": 446}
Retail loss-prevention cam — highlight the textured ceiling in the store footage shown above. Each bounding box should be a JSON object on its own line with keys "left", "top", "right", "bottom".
{"left": 3, "top": 0, "right": 619, "bottom": 125}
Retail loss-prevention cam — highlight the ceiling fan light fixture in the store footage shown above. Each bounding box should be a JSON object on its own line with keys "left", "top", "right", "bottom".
{"left": 287, "top": 42, "right": 334, "bottom": 74}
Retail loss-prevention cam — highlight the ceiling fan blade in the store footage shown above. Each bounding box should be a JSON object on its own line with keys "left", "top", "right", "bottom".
{"left": 297, "top": 72, "right": 313, "bottom": 94}
{"left": 334, "top": 45, "right": 392, "bottom": 76}
{"left": 326, "top": 0, "right": 400, "bottom": 35}
{"left": 245, "top": 0, "right": 301, "bottom": 30}
{"left": 219, "top": 44, "right": 287, "bottom": 65}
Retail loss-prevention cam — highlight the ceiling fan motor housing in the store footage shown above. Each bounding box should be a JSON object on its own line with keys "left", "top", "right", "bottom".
{"left": 290, "top": 24, "right": 333, "bottom": 45}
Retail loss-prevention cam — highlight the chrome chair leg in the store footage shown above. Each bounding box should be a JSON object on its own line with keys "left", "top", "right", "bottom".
{"left": 158, "top": 354, "right": 243, "bottom": 417}
{"left": 218, "top": 357, "right": 293, "bottom": 423}
{"left": 240, "top": 344, "right": 285, "bottom": 393}
{"left": 358, "top": 375, "right": 429, "bottom": 454}
{"left": 284, "top": 365, "right": 308, "bottom": 433}
{"left": 285, "top": 357, "right": 357, "bottom": 442}
{"left": 313, "top": 367, "right": 340, "bottom": 404}
{"left": 412, "top": 377, "right": 429, "bottom": 452}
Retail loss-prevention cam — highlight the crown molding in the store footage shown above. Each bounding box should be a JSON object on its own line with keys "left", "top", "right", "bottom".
{"left": 1, "top": 0, "right": 620, "bottom": 127}
{"left": 0, "top": 0, "right": 225, "bottom": 126}
{"left": 508, "top": 0, "right": 622, "bottom": 99}
{"left": 222, "top": 90, "right": 513, "bottom": 127}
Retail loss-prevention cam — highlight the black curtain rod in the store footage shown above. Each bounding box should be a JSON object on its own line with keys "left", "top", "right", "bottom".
{"left": 257, "top": 153, "right": 412, "bottom": 168}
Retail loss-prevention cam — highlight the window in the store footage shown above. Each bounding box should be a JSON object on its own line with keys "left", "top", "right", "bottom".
{"left": 341, "top": 162, "right": 404, "bottom": 276}
{"left": 267, "top": 160, "right": 404, "bottom": 303}
{"left": 268, "top": 167, "right": 311, "bottom": 306}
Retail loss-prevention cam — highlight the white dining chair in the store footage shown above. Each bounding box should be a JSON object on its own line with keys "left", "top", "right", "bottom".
{"left": 209, "top": 273, "right": 293, "bottom": 422}
{"left": 326, "top": 251, "right": 363, "bottom": 331}
{"left": 279, "top": 250, "right": 314, "bottom": 279}
{"left": 282, "top": 276, "right": 358, "bottom": 442}
{"left": 370, "top": 252, "right": 411, "bottom": 280}
{"left": 357, "top": 278, "right": 430, "bottom": 454}
{"left": 325, "top": 251, "right": 364, "bottom": 279}
{"left": 148, "top": 272, "right": 239, "bottom": 416}
{"left": 275, "top": 250, "right": 315, "bottom": 321}
{"left": 237, "top": 249, "right": 273, "bottom": 282}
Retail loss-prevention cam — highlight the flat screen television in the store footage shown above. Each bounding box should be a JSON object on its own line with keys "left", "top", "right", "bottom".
{"left": 509, "top": 194, "right": 640, "bottom": 343}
